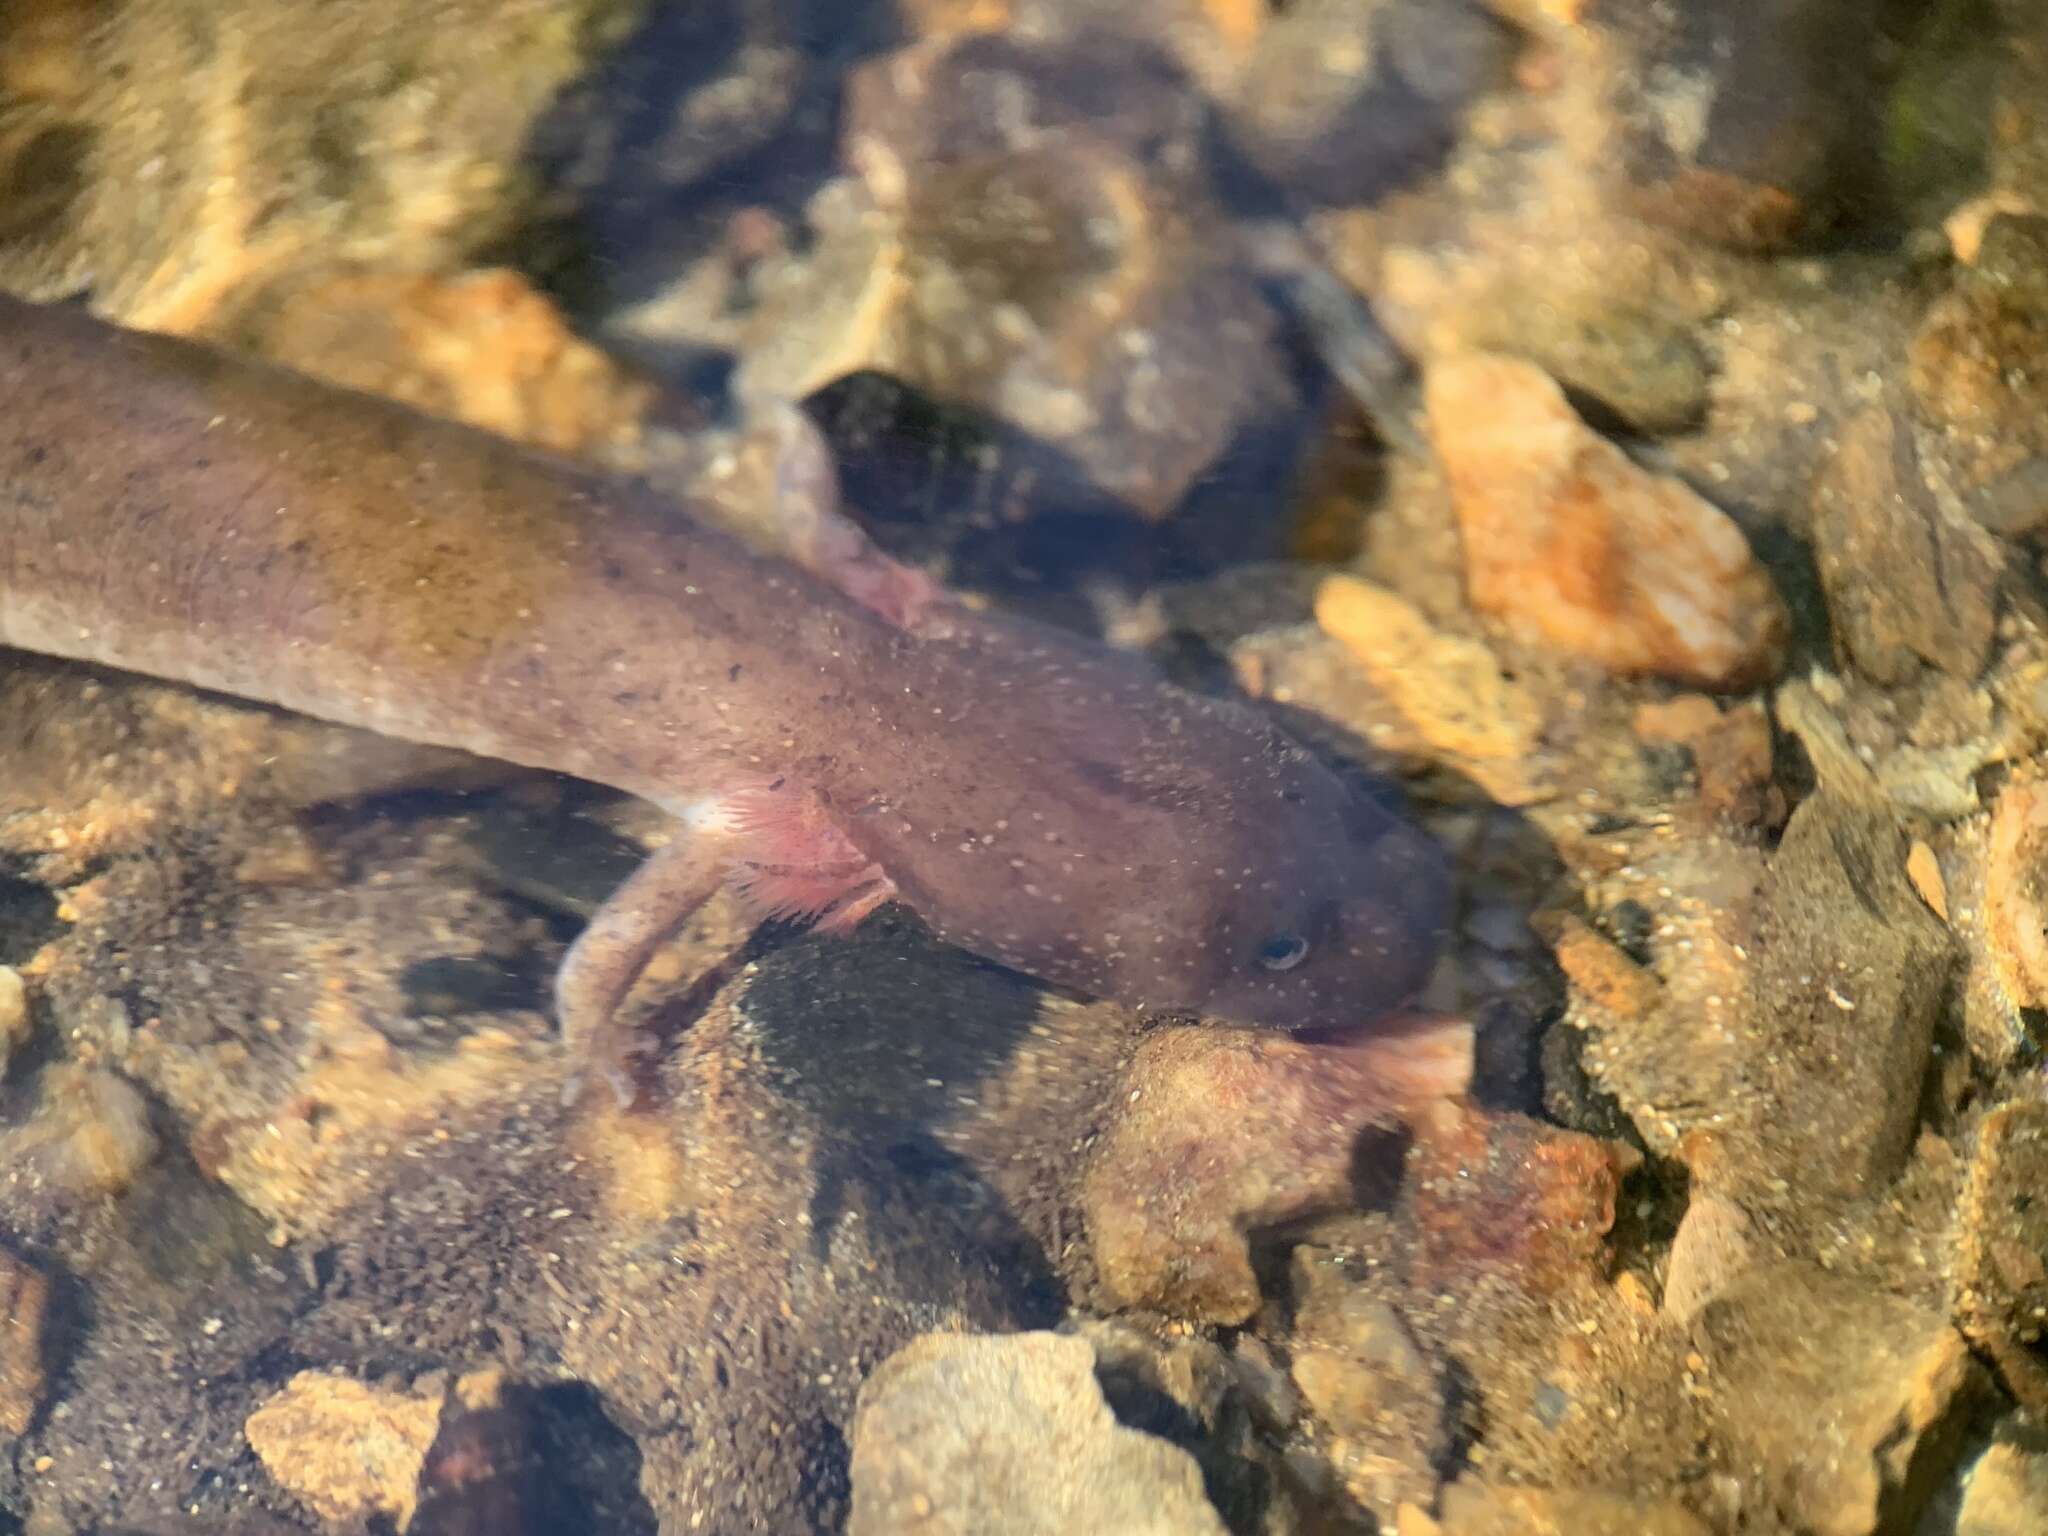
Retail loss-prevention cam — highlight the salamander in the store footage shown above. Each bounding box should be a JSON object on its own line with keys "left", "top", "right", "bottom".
{"left": 0, "top": 293, "right": 1457, "bottom": 1097}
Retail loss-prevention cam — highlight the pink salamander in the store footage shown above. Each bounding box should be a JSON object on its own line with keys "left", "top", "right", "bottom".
{"left": 0, "top": 294, "right": 1453, "bottom": 1093}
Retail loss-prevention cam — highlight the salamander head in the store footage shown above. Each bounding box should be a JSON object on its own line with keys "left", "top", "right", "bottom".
{"left": 1015, "top": 704, "right": 1452, "bottom": 1033}
{"left": 887, "top": 615, "right": 1450, "bottom": 1032}
{"left": 1147, "top": 751, "right": 1450, "bottom": 1032}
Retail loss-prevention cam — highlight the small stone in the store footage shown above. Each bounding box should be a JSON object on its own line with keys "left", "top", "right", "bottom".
{"left": 1957, "top": 1443, "right": 2048, "bottom": 1536}
{"left": 413, "top": 1369, "right": 539, "bottom": 1534}
{"left": 847, "top": 1332, "right": 1228, "bottom": 1536}
{"left": 10, "top": 1064, "right": 159, "bottom": 1197}
{"left": 1632, "top": 695, "right": 1724, "bottom": 745}
{"left": 744, "top": 32, "right": 1296, "bottom": 521}
{"left": 1907, "top": 841, "right": 1949, "bottom": 922}
{"left": 1692, "top": 1264, "right": 1987, "bottom": 1536}
{"left": 0, "top": 1249, "right": 50, "bottom": 1437}
{"left": 245, "top": 1370, "right": 448, "bottom": 1529}
{"left": 1579, "top": 0, "right": 1879, "bottom": 250}
{"left": 1551, "top": 914, "right": 1662, "bottom": 1020}
{"left": 1454, "top": 288, "right": 1712, "bottom": 435}
{"left": 1084, "top": 1020, "right": 1472, "bottom": 1323}
{"left": 1810, "top": 404, "right": 2002, "bottom": 685}
{"left": 1434, "top": 1479, "right": 1714, "bottom": 1536}
{"left": 1221, "top": 0, "right": 1513, "bottom": 207}
{"left": 1662, "top": 1192, "right": 1755, "bottom": 1324}
{"left": 1408, "top": 1107, "right": 1637, "bottom": 1300}
{"left": 898, "top": 0, "right": 1012, "bottom": 35}
{"left": 1987, "top": 777, "right": 2048, "bottom": 1011}
{"left": 1690, "top": 700, "right": 1780, "bottom": 828}
{"left": 1314, "top": 574, "right": 1544, "bottom": 762}
{"left": 1613, "top": 1270, "right": 1659, "bottom": 1318}
{"left": 1226, "top": 1335, "right": 1299, "bottom": 1435}
{"left": 1948, "top": 192, "right": 2040, "bottom": 266}
{"left": 0, "top": 966, "right": 29, "bottom": 1080}
{"left": 1078, "top": 1320, "right": 1284, "bottom": 1529}
{"left": 1955, "top": 1102, "right": 2048, "bottom": 1412}
{"left": 1288, "top": 1260, "right": 1444, "bottom": 1516}
{"left": 1633, "top": 695, "right": 1779, "bottom": 826}
{"left": 1721, "top": 793, "right": 1952, "bottom": 1205}
{"left": 231, "top": 822, "right": 334, "bottom": 889}
{"left": 1909, "top": 215, "right": 2048, "bottom": 453}
{"left": 1426, "top": 352, "right": 1788, "bottom": 690}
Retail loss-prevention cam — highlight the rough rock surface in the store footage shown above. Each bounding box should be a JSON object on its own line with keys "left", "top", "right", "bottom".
{"left": 1083, "top": 1021, "right": 1471, "bottom": 1324}
{"left": 244, "top": 1371, "right": 448, "bottom": 1529}
{"left": 1425, "top": 352, "right": 1787, "bottom": 690}
{"left": 1691, "top": 1264, "right": 1988, "bottom": 1536}
{"left": 846, "top": 1331, "right": 1228, "bottom": 1536}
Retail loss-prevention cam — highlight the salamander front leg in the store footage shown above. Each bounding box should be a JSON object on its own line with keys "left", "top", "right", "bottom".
{"left": 555, "top": 820, "right": 735, "bottom": 1106}
{"left": 766, "top": 402, "right": 951, "bottom": 634}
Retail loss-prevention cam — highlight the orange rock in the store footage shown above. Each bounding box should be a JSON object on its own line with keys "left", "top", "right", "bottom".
{"left": 245, "top": 1371, "right": 447, "bottom": 1528}
{"left": 243, "top": 268, "right": 655, "bottom": 457}
{"left": 1408, "top": 1107, "right": 1637, "bottom": 1297}
{"left": 1425, "top": 353, "right": 1788, "bottom": 690}
{"left": 1314, "top": 574, "right": 1543, "bottom": 762}
{"left": 1907, "top": 840, "right": 1949, "bottom": 923}
{"left": 1551, "top": 915, "right": 1661, "bottom": 1019}
{"left": 1986, "top": 776, "right": 2048, "bottom": 1011}
{"left": 0, "top": 1250, "right": 49, "bottom": 1437}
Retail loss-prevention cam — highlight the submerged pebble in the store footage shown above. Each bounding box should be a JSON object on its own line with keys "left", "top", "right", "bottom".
{"left": 13, "top": 1064, "right": 158, "bottom": 1198}
{"left": 847, "top": 1332, "right": 1226, "bottom": 1536}
{"left": 1425, "top": 351, "right": 1788, "bottom": 690}
{"left": 244, "top": 1370, "right": 448, "bottom": 1530}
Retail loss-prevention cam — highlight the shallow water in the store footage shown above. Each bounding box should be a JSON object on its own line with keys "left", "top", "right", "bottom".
{"left": 0, "top": 1, "right": 2043, "bottom": 1532}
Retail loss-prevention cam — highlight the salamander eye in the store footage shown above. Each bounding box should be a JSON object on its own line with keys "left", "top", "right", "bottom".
{"left": 1257, "top": 933, "right": 1310, "bottom": 972}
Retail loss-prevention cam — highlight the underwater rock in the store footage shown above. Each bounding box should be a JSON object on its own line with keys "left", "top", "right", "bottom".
{"left": 1632, "top": 692, "right": 1781, "bottom": 832}
{"left": 1955, "top": 1103, "right": 2048, "bottom": 1413}
{"left": 1956, "top": 1444, "right": 2048, "bottom": 1536}
{"left": 1406, "top": 1105, "right": 1634, "bottom": 1301}
{"left": 223, "top": 268, "right": 657, "bottom": 459}
{"left": 0, "top": 1248, "right": 49, "bottom": 1438}
{"left": 1314, "top": 573, "right": 1544, "bottom": 764}
{"left": 1425, "top": 351, "right": 1787, "bottom": 690}
{"left": 1690, "top": 1263, "right": 1987, "bottom": 1536}
{"left": 1424, "top": 1480, "right": 1715, "bottom": 1536}
{"left": 1226, "top": 1334, "right": 1300, "bottom": 1437}
{"left": 736, "top": 31, "right": 1297, "bottom": 519}
{"left": 1909, "top": 215, "right": 2048, "bottom": 463}
{"left": 1982, "top": 775, "right": 2048, "bottom": 1014}
{"left": 1219, "top": 0, "right": 1515, "bottom": 208}
{"left": 1076, "top": 1318, "right": 1292, "bottom": 1533}
{"left": 1660, "top": 1191, "right": 1756, "bottom": 1325}
{"left": 0, "top": 0, "right": 632, "bottom": 330}
{"left": 1982, "top": 0, "right": 2048, "bottom": 208}
{"left": 1572, "top": 0, "right": 1881, "bottom": 249}
{"left": 11, "top": 1064, "right": 159, "bottom": 1199}
{"left": 846, "top": 1331, "right": 1228, "bottom": 1536}
{"left": 1288, "top": 1255, "right": 1446, "bottom": 1518}
{"left": 1083, "top": 1020, "right": 1472, "bottom": 1324}
{"left": 1725, "top": 793, "right": 1954, "bottom": 1206}
{"left": 1547, "top": 913, "right": 1661, "bottom": 1021}
{"left": 244, "top": 1369, "right": 447, "bottom": 1530}
{"left": 1446, "top": 282, "right": 1712, "bottom": 436}
{"left": 1811, "top": 404, "right": 2002, "bottom": 686}
{"left": 410, "top": 1368, "right": 544, "bottom": 1536}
